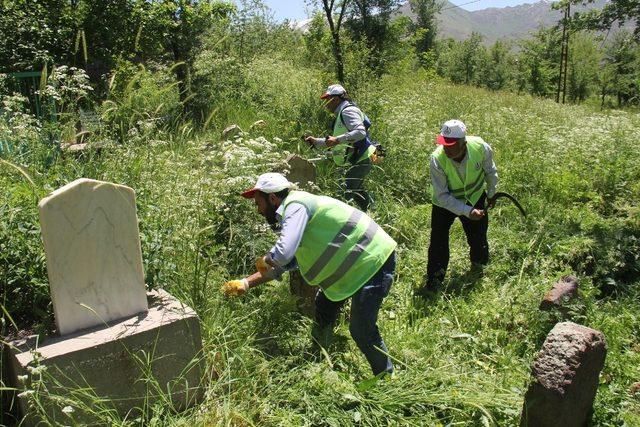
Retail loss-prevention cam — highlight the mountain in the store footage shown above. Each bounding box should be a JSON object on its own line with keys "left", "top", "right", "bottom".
{"left": 397, "top": 0, "right": 611, "bottom": 44}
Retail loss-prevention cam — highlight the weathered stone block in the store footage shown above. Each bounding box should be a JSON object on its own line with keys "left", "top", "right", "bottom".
{"left": 540, "top": 275, "right": 579, "bottom": 312}
{"left": 221, "top": 124, "right": 242, "bottom": 139}
{"left": 7, "top": 290, "right": 203, "bottom": 426}
{"left": 279, "top": 154, "right": 318, "bottom": 314}
{"left": 283, "top": 154, "right": 316, "bottom": 189}
{"left": 289, "top": 270, "right": 317, "bottom": 318}
{"left": 520, "top": 321, "right": 607, "bottom": 427}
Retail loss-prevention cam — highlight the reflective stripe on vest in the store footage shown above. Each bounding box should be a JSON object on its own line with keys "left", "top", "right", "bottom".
{"left": 332, "top": 104, "right": 372, "bottom": 166}
{"left": 304, "top": 209, "right": 362, "bottom": 282}
{"left": 282, "top": 191, "right": 397, "bottom": 302}
{"left": 432, "top": 136, "right": 487, "bottom": 207}
{"left": 317, "top": 218, "right": 380, "bottom": 290}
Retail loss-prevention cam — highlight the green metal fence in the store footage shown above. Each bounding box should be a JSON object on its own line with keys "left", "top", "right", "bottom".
{"left": 0, "top": 70, "right": 58, "bottom": 156}
{"left": 2, "top": 70, "right": 56, "bottom": 121}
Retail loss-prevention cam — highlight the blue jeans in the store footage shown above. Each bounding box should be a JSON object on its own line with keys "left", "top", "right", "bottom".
{"left": 314, "top": 252, "right": 396, "bottom": 375}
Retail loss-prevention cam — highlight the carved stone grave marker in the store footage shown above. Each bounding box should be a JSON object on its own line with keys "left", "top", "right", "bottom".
{"left": 6, "top": 179, "right": 203, "bottom": 425}
{"left": 39, "top": 178, "right": 148, "bottom": 335}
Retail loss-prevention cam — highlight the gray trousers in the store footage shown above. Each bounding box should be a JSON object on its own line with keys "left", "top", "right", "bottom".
{"left": 344, "top": 157, "right": 372, "bottom": 211}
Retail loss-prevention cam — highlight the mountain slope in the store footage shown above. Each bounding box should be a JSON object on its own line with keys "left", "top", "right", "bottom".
{"left": 397, "top": 0, "right": 610, "bottom": 44}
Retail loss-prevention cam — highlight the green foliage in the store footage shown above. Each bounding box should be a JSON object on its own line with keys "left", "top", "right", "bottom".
{"left": 601, "top": 30, "right": 640, "bottom": 107}
{"left": 0, "top": 0, "right": 79, "bottom": 71}
{"left": 346, "top": 0, "right": 403, "bottom": 72}
{"left": 2, "top": 3, "right": 640, "bottom": 424}
{"left": 565, "top": 0, "right": 640, "bottom": 40}
{"left": 435, "top": 27, "right": 640, "bottom": 108}
{"left": 303, "top": 13, "right": 334, "bottom": 71}
{"left": 100, "top": 63, "right": 182, "bottom": 143}
{"left": 437, "top": 33, "right": 487, "bottom": 86}
{"left": 517, "top": 27, "right": 561, "bottom": 97}
{"left": 483, "top": 40, "right": 515, "bottom": 91}
{"left": 567, "top": 33, "right": 601, "bottom": 102}
{"left": 0, "top": 172, "right": 50, "bottom": 329}
{"left": 410, "top": 0, "right": 441, "bottom": 63}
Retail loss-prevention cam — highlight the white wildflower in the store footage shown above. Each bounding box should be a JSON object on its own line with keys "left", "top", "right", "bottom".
{"left": 17, "top": 390, "right": 35, "bottom": 398}
{"left": 27, "top": 365, "right": 47, "bottom": 375}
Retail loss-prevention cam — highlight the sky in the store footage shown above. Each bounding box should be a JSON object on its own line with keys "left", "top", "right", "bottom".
{"left": 260, "top": 0, "right": 550, "bottom": 21}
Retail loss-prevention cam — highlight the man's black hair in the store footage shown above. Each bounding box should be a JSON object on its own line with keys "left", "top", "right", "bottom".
{"left": 256, "top": 188, "right": 290, "bottom": 201}
{"left": 273, "top": 188, "right": 290, "bottom": 200}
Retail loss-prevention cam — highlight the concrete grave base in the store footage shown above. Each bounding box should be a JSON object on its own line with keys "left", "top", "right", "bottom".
{"left": 6, "top": 289, "right": 204, "bottom": 426}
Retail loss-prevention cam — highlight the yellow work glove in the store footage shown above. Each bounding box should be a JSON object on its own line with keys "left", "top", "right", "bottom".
{"left": 256, "top": 256, "right": 270, "bottom": 275}
{"left": 221, "top": 278, "right": 249, "bottom": 296}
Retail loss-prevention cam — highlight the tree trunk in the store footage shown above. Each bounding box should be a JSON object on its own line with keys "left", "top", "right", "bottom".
{"left": 322, "top": 0, "right": 348, "bottom": 84}
{"left": 332, "top": 32, "right": 345, "bottom": 83}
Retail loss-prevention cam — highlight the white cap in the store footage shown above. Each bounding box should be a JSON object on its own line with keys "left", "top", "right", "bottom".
{"left": 241, "top": 173, "right": 292, "bottom": 198}
{"left": 436, "top": 119, "right": 467, "bottom": 146}
{"left": 320, "top": 84, "right": 346, "bottom": 99}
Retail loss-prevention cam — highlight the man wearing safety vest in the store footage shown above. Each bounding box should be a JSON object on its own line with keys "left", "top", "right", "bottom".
{"left": 420, "top": 119, "right": 499, "bottom": 295}
{"left": 305, "top": 84, "right": 377, "bottom": 211}
{"left": 222, "top": 172, "right": 397, "bottom": 376}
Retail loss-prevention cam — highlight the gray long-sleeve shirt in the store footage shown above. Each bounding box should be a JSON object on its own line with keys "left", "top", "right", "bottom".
{"left": 312, "top": 100, "right": 367, "bottom": 148}
{"left": 430, "top": 139, "right": 498, "bottom": 218}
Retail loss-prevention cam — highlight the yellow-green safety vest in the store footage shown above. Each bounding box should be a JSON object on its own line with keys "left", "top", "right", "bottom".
{"left": 331, "top": 105, "right": 376, "bottom": 167}
{"left": 283, "top": 191, "right": 397, "bottom": 301}
{"left": 432, "top": 136, "right": 487, "bottom": 207}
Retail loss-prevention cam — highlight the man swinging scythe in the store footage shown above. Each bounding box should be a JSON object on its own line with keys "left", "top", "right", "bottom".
{"left": 418, "top": 119, "right": 501, "bottom": 296}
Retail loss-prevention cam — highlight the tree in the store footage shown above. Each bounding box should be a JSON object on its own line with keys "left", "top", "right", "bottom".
{"left": 410, "top": 0, "right": 441, "bottom": 66}
{"left": 303, "top": 13, "right": 333, "bottom": 68}
{"left": 317, "top": 0, "right": 350, "bottom": 83}
{"left": 461, "top": 33, "right": 486, "bottom": 85}
{"left": 517, "top": 27, "right": 562, "bottom": 97}
{"left": 564, "top": 0, "right": 640, "bottom": 41}
{"left": 144, "top": 1, "right": 235, "bottom": 104}
{"left": 482, "top": 40, "right": 513, "bottom": 91}
{"left": 0, "top": 0, "right": 79, "bottom": 71}
{"left": 231, "top": 0, "right": 274, "bottom": 63}
{"left": 601, "top": 30, "right": 639, "bottom": 107}
{"left": 435, "top": 34, "right": 486, "bottom": 86}
{"left": 346, "top": 0, "right": 402, "bottom": 71}
{"left": 566, "top": 32, "right": 600, "bottom": 102}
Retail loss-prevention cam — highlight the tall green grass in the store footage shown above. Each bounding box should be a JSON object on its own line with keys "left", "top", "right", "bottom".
{"left": 2, "top": 65, "right": 639, "bottom": 425}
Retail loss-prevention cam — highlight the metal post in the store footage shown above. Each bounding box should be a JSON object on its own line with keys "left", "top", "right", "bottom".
{"left": 562, "top": 3, "right": 570, "bottom": 104}
{"left": 556, "top": 5, "right": 567, "bottom": 103}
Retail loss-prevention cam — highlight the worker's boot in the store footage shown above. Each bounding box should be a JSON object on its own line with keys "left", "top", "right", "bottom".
{"left": 416, "top": 273, "right": 442, "bottom": 299}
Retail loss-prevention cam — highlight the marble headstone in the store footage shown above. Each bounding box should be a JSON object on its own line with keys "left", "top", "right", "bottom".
{"left": 39, "top": 178, "right": 148, "bottom": 335}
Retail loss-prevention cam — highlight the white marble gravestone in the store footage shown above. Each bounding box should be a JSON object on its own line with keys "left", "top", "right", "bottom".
{"left": 38, "top": 178, "right": 148, "bottom": 335}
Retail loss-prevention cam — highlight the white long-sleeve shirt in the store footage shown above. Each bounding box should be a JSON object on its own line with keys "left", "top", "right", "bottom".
{"left": 430, "top": 140, "right": 498, "bottom": 218}
{"left": 268, "top": 202, "right": 308, "bottom": 267}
